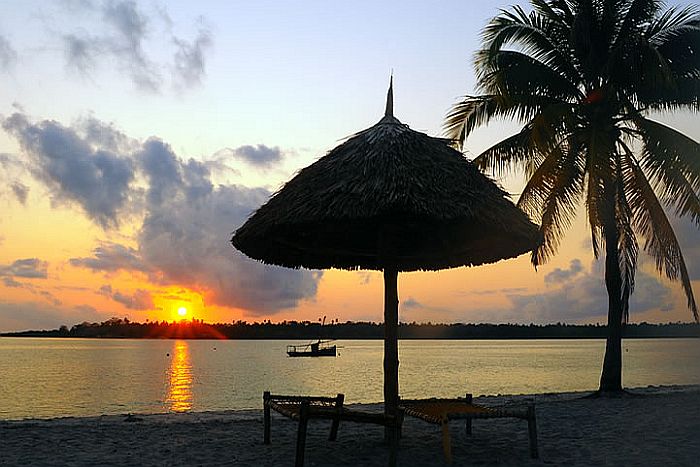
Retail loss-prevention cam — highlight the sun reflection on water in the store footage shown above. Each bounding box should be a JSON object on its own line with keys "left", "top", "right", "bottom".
{"left": 166, "top": 340, "right": 193, "bottom": 412}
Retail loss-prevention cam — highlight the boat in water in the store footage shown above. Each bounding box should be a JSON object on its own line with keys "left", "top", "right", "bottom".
{"left": 287, "top": 339, "right": 337, "bottom": 357}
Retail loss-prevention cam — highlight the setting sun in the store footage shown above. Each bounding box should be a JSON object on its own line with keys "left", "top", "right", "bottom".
{"left": 177, "top": 307, "right": 187, "bottom": 317}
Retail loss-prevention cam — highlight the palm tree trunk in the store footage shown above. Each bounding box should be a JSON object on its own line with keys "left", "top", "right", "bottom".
{"left": 383, "top": 267, "right": 399, "bottom": 441}
{"left": 599, "top": 223, "right": 624, "bottom": 392}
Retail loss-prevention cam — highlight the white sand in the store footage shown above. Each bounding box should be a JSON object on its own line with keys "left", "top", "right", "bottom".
{"left": 1, "top": 386, "right": 699, "bottom": 466}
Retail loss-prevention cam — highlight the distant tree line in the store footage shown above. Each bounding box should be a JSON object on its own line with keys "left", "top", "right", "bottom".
{"left": 1, "top": 318, "right": 698, "bottom": 339}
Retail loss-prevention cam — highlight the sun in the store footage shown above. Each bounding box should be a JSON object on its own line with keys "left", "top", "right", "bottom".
{"left": 177, "top": 307, "right": 188, "bottom": 317}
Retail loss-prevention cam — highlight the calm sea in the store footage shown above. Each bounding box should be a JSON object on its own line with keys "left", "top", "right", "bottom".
{"left": 1, "top": 338, "right": 698, "bottom": 420}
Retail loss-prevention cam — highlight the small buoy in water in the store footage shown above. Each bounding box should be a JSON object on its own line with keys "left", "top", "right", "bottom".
{"left": 213, "top": 347, "right": 216, "bottom": 351}
{"left": 166, "top": 353, "right": 170, "bottom": 357}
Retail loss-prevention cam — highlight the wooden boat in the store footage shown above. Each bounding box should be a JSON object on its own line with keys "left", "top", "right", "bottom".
{"left": 287, "top": 339, "right": 337, "bottom": 357}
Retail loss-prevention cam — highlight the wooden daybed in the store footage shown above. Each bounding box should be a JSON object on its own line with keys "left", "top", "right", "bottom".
{"left": 263, "top": 391, "right": 402, "bottom": 467}
{"left": 398, "top": 393, "right": 538, "bottom": 464}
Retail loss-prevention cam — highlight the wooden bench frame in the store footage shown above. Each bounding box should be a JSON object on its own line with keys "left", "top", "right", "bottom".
{"left": 263, "top": 391, "right": 402, "bottom": 467}
{"left": 398, "top": 393, "right": 538, "bottom": 464}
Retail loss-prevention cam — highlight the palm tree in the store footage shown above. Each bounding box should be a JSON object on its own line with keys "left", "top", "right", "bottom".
{"left": 446, "top": 0, "right": 700, "bottom": 392}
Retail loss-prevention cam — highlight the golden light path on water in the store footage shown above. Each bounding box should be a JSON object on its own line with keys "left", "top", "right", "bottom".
{"left": 166, "top": 340, "right": 193, "bottom": 412}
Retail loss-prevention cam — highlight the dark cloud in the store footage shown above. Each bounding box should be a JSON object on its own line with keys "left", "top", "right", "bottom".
{"left": 0, "top": 258, "right": 48, "bottom": 279}
{"left": 219, "top": 145, "right": 285, "bottom": 168}
{"left": 2, "top": 113, "right": 136, "bottom": 228}
{"left": 0, "top": 34, "right": 17, "bottom": 71}
{"left": 78, "top": 116, "right": 134, "bottom": 153}
{"left": 10, "top": 182, "right": 29, "bottom": 205}
{"left": 58, "top": 1, "right": 212, "bottom": 92}
{"left": 402, "top": 297, "right": 421, "bottom": 310}
{"left": 98, "top": 284, "right": 153, "bottom": 310}
{"left": 544, "top": 259, "right": 583, "bottom": 284}
{"left": 70, "top": 242, "right": 149, "bottom": 273}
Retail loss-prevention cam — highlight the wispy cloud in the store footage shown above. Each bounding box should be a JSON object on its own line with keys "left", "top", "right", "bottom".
{"left": 0, "top": 258, "right": 48, "bottom": 279}
{"left": 70, "top": 243, "right": 149, "bottom": 273}
{"left": 10, "top": 181, "right": 29, "bottom": 205}
{"left": 98, "top": 285, "right": 153, "bottom": 310}
{"left": 172, "top": 21, "right": 212, "bottom": 88}
{"left": 0, "top": 34, "right": 17, "bottom": 71}
{"left": 215, "top": 145, "right": 285, "bottom": 169}
{"left": 544, "top": 259, "right": 583, "bottom": 284}
{"left": 58, "top": 0, "right": 213, "bottom": 92}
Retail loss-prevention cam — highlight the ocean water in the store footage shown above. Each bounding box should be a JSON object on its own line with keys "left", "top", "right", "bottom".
{"left": 0, "top": 338, "right": 698, "bottom": 420}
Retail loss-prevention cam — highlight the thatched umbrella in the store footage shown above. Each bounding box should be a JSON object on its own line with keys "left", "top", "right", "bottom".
{"left": 231, "top": 79, "right": 539, "bottom": 428}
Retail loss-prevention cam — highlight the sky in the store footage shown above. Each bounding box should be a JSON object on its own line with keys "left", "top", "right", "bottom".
{"left": 1, "top": 0, "right": 699, "bottom": 332}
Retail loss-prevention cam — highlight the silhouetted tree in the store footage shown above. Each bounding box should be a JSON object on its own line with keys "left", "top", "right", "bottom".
{"left": 446, "top": 0, "right": 700, "bottom": 392}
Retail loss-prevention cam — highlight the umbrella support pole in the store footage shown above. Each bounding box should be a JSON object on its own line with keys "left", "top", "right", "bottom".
{"left": 383, "top": 267, "right": 399, "bottom": 443}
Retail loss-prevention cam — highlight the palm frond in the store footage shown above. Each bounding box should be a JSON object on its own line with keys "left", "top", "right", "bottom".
{"left": 444, "top": 93, "right": 566, "bottom": 148}
{"left": 623, "top": 145, "right": 698, "bottom": 320}
{"left": 634, "top": 117, "right": 700, "bottom": 197}
{"left": 518, "top": 137, "right": 585, "bottom": 265}
{"left": 479, "top": 4, "right": 581, "bottom": 84}
{"left": 472, "top": 127, "right": 542, "bottom": 177}
{"left": 476, "top": 50, "right": 582, "bottom": 101}
{"left": 614, "top": 151, "right": 639, "bottom": 323}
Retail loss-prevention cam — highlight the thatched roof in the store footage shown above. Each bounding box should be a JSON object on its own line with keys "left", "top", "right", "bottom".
{"left": 232, "top": 82, "right": 539, "bottom": 272}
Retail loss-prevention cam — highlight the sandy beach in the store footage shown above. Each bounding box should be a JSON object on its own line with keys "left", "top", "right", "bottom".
{"left": 2, "top": 385, "right": 698, "bottom": 466}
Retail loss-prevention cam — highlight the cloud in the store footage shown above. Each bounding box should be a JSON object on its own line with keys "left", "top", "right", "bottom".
{"left": 0, "top": 300, "right": 101, "bottom": 332}
{"left": 2, "top": 113, "right": 136, "bottom": 228}
{"left": 2, "top": 277, "right": 22, "bottom": 287}
{"left": 544, "top": 259, "right": 583, "bottom": 284}
{"left": 0, "top": 258, "right": 48, "bottom": 279}
{"left": 70, "top": 242, "right": 149, "bottom": 272}
{"left": 402, "top": 297, "right": 421, "bottom": 310}
{"left": 63, "top": 33, "right": 98, "bottom": 74}
{"left": 671, "top": 217, "right": 700, "bottom": 280}
{"left": 136, "top": 139, "right": 322, "bottom": 313}
{"left": 31, "top": 117, "right": 323, "bottom": 314}
{"left": 0, "top": 34, "right": 17, "bottom": 71}
{"left": 507, "top": 261, "right": 675, "bottom": 322}
{"left": 218, "top": 145, "right": 285, "bottom": 168}
{"left": 98, "top": 285, "right": 153, "bottom": 310}
{"left": 58, "top": 1, "right": 212, "bottom": 92}
{"left": 101, "top": 0, "right": 161, "bottom": 91}
{"left": 10, "top": 182, "right": 29, "bottom": 205}
{"left": 172, "top": 23, "right": 212, "bottom": 88}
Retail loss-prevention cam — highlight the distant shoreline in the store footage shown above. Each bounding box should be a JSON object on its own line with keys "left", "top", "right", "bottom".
{"left": 2, "top": 320, "right": 698, "bottom": 340}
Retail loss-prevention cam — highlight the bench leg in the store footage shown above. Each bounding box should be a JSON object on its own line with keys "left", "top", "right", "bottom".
{"left": 329, "top": 393, "right": 344, "bottom": 441}
{"left": 465, "top": 393, "right": 473, "bottom": 436}
{"left": 388, "top": 421, "right": 399, "bottom": 467}
{"left": 295, "top": 402, "right": 310, "bottom": 467}
{"left": 441, "top": 421, "right": 452, "bottom": 464}
{"left": 527, "top": 405, "right": 539, "bottom": 459}
{"left": 263, "top": 391, "right": 271, "bottom": 444}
